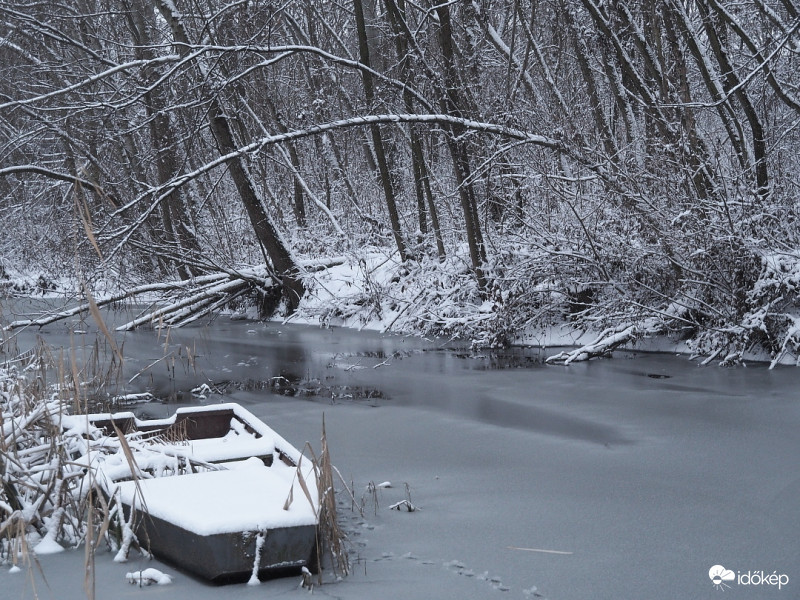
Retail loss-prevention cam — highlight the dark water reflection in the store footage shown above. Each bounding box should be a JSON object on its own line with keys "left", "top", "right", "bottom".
{"left": 3, "top": 302, "right": 799, "bottom": 445}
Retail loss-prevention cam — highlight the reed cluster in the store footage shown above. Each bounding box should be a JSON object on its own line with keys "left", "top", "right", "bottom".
{"left": 0, "top": 347, "right": 116, "bottom": 580}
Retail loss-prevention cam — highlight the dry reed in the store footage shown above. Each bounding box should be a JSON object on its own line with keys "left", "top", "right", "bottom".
{"left": 0, "top": 344, "right": 124, "bottom": 584}
{"left": 285, "top": 414, "right": 350, "bottom": 584}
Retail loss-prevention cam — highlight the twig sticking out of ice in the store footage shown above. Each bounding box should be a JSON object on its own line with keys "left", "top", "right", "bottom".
{"left": 126, "top": 568, "right": 172, "bottom": 585}
{"left": 389, "top": 499, "right": 417, "bottom": 512}
{"left": 388, "top": 482, "right": 417, "bottom": 511}
{"left": 300, "top": 566, "right": 314, "bottom": 591}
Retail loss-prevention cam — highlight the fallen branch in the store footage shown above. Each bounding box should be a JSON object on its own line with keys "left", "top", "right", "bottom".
{"left": 546, "top": 324, "right": 637, "bottom": 365}
{"left": 769, "top": 317, "right": 800, "bottom": 369}
{"left": 507, "top": 546, "right": 573, "bottom": 555}
{"left": 3, "top": 274, "right": 227, "bottom": 330}
{"left": 3, "top": 265, "right": 278, "bottom": 332}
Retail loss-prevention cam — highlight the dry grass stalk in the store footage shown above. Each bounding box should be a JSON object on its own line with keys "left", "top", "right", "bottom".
{"left": 0, "top": 344, "right": 124, "bottom": 580}
{"left": 331, "top": 465, "right": 363, "bottom": 518}
{"left": 73, "top": 178, "right": 102, "bottom": 261}
{"left": 159, "top": 419, "right": 190, "bottom": 445}
{"left": 284, "top": 415, "right": 350, "bottom": 585}
{"left": 314, "top": 415, "right": 350, "bottom": 581}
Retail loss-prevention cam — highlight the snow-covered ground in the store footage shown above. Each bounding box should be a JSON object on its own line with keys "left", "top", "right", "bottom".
{"left": 2, "top": 322, "right": 798, "bottom": 599}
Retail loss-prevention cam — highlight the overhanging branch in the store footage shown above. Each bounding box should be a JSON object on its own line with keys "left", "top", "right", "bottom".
{"left": 101, "top": 113, "right": 564, "bottom": 248}
{"left": 0, "top": 165, "right": 102, "bottom": 193}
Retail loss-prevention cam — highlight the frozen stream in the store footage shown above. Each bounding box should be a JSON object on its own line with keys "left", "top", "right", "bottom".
{"left": 3, "top": 305, "right": 799, "bottom": 599}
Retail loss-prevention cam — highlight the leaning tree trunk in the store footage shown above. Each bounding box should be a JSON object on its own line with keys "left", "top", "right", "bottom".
{"left": 154, "top": 0, "right": 303, "bottom": 311}
{"left": 435, "top": 3, "right": 487, "bottom": 288}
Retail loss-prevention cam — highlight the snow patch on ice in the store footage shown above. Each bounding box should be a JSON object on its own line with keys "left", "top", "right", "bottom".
{"left": 33, "top": 537, "right": 64, "bottom": 555}
{"left": 126, "top": 568, "right": 172, "bottom": 586}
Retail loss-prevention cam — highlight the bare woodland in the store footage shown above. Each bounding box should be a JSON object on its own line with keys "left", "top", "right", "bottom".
{"left": 2, "top": 0, "right": 800, "bottom": 364}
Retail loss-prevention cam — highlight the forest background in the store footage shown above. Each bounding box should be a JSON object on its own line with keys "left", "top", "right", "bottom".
{"left": 2, "top": 0, "right": 800, "bottom": 366}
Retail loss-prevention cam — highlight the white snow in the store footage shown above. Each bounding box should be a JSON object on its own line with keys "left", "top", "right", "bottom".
{"left": 64, "top": 403, "right": 304, "bottom": 482}
{"left": 33, "top": 536, "right": 64, "bottom": 555}
{"left": 114, "top": 458, "right": 317, "bottom": 535}
{"left": 126, "top": 568, "right": 172, "bottom": 585}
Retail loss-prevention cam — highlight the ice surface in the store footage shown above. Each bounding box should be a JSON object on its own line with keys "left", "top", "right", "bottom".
{"left": 4, "top": 326, "right": 799, "bottom": 600}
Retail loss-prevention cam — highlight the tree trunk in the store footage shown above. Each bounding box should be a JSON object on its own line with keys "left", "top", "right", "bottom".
{"left": 385, "top": 0, "right": 446, "bottom": 260}
{"left": 126, "top": 0, "right": 201, "bottom": 279}
{"left": 155, "top": 0, "right": 303, "bottom": 311}
{"left": 698, "top": 0, "right": 770, "bottom": 200}
{"left": 261, "top": 95, "right": 307, "bottom": 228}
{"left": 353, "top": 0, "right": 409, "bottom": 262}
{"left": 435, "top": 2, "right": 487, "bottom": 287}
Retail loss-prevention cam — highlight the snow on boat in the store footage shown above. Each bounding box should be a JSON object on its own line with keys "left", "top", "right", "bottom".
{"left": 66, "top": 403, "right": 319, "bottom": 583}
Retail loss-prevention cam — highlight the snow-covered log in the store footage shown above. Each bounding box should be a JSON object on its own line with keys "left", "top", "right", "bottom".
{"left": 3, "top": 266, "right": 278, "bottom": 332}
{"left": 546, "top": 325, "right": 638, "bottom": 365}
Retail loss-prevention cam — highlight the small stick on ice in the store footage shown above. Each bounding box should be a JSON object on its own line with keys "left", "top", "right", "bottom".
{"left": 300, "top": 566, "right": 314, "bottom": 591}
{"left": 507, "top": 546, "right": 573, "bottom": 555}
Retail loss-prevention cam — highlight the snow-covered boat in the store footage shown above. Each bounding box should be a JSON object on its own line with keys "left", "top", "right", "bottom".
{"left": 72, "top": 404, "right": 319, "bottom": 583}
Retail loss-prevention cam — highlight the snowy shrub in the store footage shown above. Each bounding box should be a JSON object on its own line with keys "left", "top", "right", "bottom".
{"left": 0, "top": 354, "right": 140, "bottom": 567}
{"left": 679, "top": 249, "right": 800, "bottom": 365}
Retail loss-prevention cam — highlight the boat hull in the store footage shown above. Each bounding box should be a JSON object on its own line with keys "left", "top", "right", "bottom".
{"left": 126, "top": 504, "right": 317, "bottom": 582}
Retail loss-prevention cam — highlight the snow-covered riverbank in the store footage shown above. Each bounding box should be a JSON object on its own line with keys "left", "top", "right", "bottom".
{"left": 5, "top": 245, "right": 800, "bottom": 368}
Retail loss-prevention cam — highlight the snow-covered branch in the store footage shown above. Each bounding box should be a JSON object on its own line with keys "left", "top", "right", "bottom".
{"left": 0, "top": 55, "right": 185, "bottom": 110}
{"left": 3, "top": 266, "right": 276, "bottom": 332}
{"left": 546, "top": 325, "right": 638, "bottom": 365}
{"left": 0, "top": 165, "right": 102, "bottom": 192}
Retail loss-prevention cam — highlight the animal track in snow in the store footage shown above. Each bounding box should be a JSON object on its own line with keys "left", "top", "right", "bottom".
{"left": 343, "top": 515, "right": 541, "bottom": 595}
{"left": 442, "top": 559, "right": 509, "bottom": 591}
{"left": 358, "top": 544, "right": 547, "bottom": 595}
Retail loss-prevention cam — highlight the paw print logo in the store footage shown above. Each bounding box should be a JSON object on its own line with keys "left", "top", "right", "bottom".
{"left": 709, "top": 565, "right": 735, "bottom": 590}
